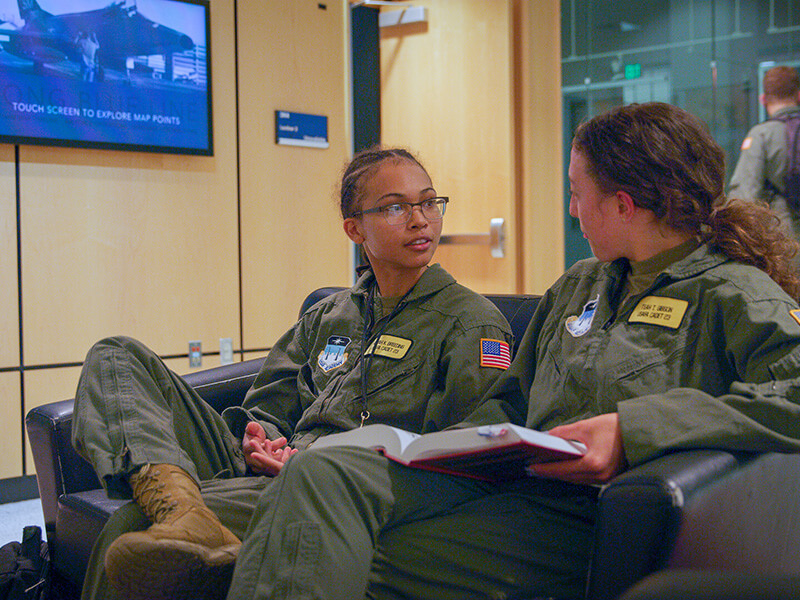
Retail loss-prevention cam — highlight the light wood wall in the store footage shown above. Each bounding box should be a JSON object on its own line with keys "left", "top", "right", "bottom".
{"left": 2, "top": 143, "right": 22, "bottom": 481}
{"left": 1, "top": 146, "right": 17, "bottom": 371}
{"left": 2, "top": 0, "right": 352, "bottom": 483}
{"left": 379, "top": 0, "right": 563, "bottom": 295}
{"left": 0, "top": 373, "right": 21, "bottom": 480}
{"left": 515, "top": 0, "right": 564, "bottom": 293}
{"left": 237, "top": 1, "right": 351, "bottom": 348}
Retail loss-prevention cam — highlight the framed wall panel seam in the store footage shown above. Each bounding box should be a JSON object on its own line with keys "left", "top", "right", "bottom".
{"left": 234, "top": 0, "right": 245, "bottom": 363}
{"left": 15, "top": 144, "right": 26, "bottom": 476}
{"left": 0, "top": 347, "right": 274, "bottom": 374}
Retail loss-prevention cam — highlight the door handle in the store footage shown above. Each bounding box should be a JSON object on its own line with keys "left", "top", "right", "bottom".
{"left": 439, "top": 218, "right": 505, "bottom": 258}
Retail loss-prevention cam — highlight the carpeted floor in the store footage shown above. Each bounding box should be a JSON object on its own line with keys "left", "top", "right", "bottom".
{"left": 0, "top": 498, "right": 47, "bottom": 546}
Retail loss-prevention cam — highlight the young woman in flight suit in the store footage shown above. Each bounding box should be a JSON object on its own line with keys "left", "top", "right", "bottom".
{"left": 71, "top": 147, "right": 513, "bottom": 600}
{"left": 227, "top": 103, "right": 800, "bottom": 600}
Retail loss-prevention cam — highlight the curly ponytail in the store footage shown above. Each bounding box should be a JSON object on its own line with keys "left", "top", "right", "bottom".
{"left": 703, "top": 199, "right": 800, "bottom": 298}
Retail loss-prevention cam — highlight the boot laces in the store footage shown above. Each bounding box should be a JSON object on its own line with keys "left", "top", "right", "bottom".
{"left": 133, "top": 466, "right": 179, "bottom": 522}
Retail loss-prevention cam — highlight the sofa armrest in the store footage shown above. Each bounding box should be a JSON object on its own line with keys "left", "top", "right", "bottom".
{"left": 617, "top": 569, "right": 800, "bottom": 600}
{"left": 586, "top": 450, "right": 800, "bottom": 600}
{"left": 25, "top": 357, "right": 267, "bottom": 540}
{"left": 26, "top": 399, "right": 102, "bottom": 535}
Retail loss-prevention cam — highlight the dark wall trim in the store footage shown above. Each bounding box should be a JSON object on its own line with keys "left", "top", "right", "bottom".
{"left": 0, "top": 346, "right": 274, "bottom": 375}
{"left": 351, "top": 6, "right": 381, "bottom": 152}
{"left": 15, "top": 145, "right": 26, "bottom": 476}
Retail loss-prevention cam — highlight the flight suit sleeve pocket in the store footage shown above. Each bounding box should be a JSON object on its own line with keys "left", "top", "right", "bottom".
{"left": 768, "top": 345, "right": 800, "bottom": 381}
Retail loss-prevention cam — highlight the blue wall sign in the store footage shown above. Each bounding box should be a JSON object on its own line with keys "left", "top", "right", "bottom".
{"left": 275, "top": 110, "right": 329, "bottom": 148}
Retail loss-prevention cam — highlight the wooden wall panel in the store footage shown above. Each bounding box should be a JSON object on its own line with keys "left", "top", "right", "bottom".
{"left": 18, "top": 0, "right": 240, "bottom": 366}
{"left": 1, "top": 146, "right": 18, "bottom": 369}
{"left": 0, "top": 372, "right": 22, "bottom": 479}
{"left": 237, "top": 0, "right": 352, "bottom": 349}
{"left": 19, "top": 152, "right": 241, "bottom": 364}
{"left": 380, "top": 0, "right": 516, "bottom": 294}
{"left": 380, "top": 0, "right": 563, "bottom": 295}
{"left": 515, "top": 0, "right": 564, "bottom": 293}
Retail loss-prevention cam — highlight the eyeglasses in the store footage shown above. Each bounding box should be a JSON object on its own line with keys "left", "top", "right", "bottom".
{"left": 352, "top": 197, "right": 449, "bottom": 226}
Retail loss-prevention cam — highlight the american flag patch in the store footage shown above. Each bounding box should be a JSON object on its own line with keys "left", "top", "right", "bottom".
{"left": 480, "top": 338, "right": 511, "bottom": 370}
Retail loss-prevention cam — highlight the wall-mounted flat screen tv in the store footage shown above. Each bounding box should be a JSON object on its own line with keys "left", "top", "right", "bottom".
{"left": 0, "top": 0, "right": 212, "bottom": 155}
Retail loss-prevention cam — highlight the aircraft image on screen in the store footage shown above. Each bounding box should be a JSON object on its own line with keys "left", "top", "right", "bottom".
{"left": 0, "top": 0, "right": 195, "bottom": 79}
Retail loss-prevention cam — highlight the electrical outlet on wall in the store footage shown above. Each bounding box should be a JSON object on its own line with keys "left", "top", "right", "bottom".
{"left": 189, "top": 340, "right": 202, "bottom": 368}
{"left": 220, "top": 337, "right": 234, "bottom": 365}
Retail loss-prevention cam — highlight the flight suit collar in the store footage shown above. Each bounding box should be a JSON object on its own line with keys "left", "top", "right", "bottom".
{"left": 601, "top": 242, "right": 727, "bottom": 283}
{"left": 660, "top": 242, "right": 729, "bottom": 280}
{"left": 597, "top": 243, "right": 729, "bottom": 311}
{"left": 351, "top": 263, "right": 456, "bottom": 306}
{"left": 771, "top": 105, "right": 800, "bottom": 120}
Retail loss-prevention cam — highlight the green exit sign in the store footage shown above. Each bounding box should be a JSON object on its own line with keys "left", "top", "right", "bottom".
{"left": 625, "top": 63, "right": 642, "bottom": 79}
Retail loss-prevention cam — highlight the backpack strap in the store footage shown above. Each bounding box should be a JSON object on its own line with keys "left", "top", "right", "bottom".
{"left": 770, "top": 111, "right": 800, "bottom": 210}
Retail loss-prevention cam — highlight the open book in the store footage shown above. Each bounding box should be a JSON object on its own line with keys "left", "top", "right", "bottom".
{"left": 310, "top": 423, "right": 586, "bottom": 482}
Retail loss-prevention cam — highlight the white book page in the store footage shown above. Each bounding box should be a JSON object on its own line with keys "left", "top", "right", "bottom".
{"left": 391, "top": 428, "right": 422, "bottom": 455}
{"left": 403, "top": 427, "right": 491, "bottom": 461}
{"left": 506, "top": 424, "right": 586, "bottom": 455}
{"left": 311, "top": 424, "right": 421, "bottom": 458}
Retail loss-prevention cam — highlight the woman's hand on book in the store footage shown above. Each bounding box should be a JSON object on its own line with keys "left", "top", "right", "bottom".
{"left": 243, "top": 421, "right": 298, "bottom": 476}
{"left": 527, "top": 413, "right": 627, "bottom": 485}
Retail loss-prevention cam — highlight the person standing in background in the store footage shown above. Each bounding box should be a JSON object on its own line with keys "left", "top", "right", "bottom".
{"left": 730, "top": 65, "right": 800, "bottom": 269}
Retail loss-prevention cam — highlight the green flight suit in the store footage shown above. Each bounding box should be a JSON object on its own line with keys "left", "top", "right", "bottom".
{"left": 233, "top": 244, "right": 800, "bottom": 600}
{"left": 730, "top": 105, "right": 800, "bottom": 267}
{"left": 71, "top": 264, "right": 512, "bottom": 600}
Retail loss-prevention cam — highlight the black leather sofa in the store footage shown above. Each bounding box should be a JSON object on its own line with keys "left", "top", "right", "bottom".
{"left": 26, "top": 289, "right": 800, "bottom": 599}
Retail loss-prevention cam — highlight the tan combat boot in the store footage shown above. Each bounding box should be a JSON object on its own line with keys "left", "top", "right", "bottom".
{"left": 104, "top": 464, "right": 240, "bottom": 600}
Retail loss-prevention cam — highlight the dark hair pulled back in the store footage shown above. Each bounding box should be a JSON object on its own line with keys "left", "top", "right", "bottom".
{"left": 339, "top": 147, "right": 427, "bottom": 219}
{"left": 572, "top": 102, "right": 800, "bottom": 298}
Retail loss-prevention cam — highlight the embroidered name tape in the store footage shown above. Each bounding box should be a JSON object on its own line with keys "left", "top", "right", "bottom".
{"left": 629, "top": 296, "right": 688, "bottom": 329}
{"left": 365, "top": 335, "right": 413, "bottom": 359}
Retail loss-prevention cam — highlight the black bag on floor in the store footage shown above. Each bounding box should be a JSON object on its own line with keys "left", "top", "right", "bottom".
{"left": 0, "top": 526, "right": 49, "bottom": 600}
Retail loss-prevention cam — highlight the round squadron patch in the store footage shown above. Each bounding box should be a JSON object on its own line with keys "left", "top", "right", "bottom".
{"left": 318, "top": 335, "right": 352, "bottom": 372}
{"left": 565, "top": 295, "right": 600, "bottom": 337}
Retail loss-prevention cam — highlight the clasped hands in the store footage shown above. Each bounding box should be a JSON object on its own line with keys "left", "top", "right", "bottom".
{"left": 242, "top": 421, "right": 298, "bottom": 476}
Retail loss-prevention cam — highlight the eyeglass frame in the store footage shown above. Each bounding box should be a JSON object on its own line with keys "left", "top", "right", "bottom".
{"left": 350, "top": 196, "right": 449, "bottom": 225}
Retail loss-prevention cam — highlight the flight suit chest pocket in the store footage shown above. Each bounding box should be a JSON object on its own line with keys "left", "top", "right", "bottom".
{"left": 598, "top": 319, "right": 697, "bottom": 406}
{"left": 365, "top": 352, "right": 423, "bottom": 398}
{"left": 529, "top": 327, "right": 573, "bottom": 407}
